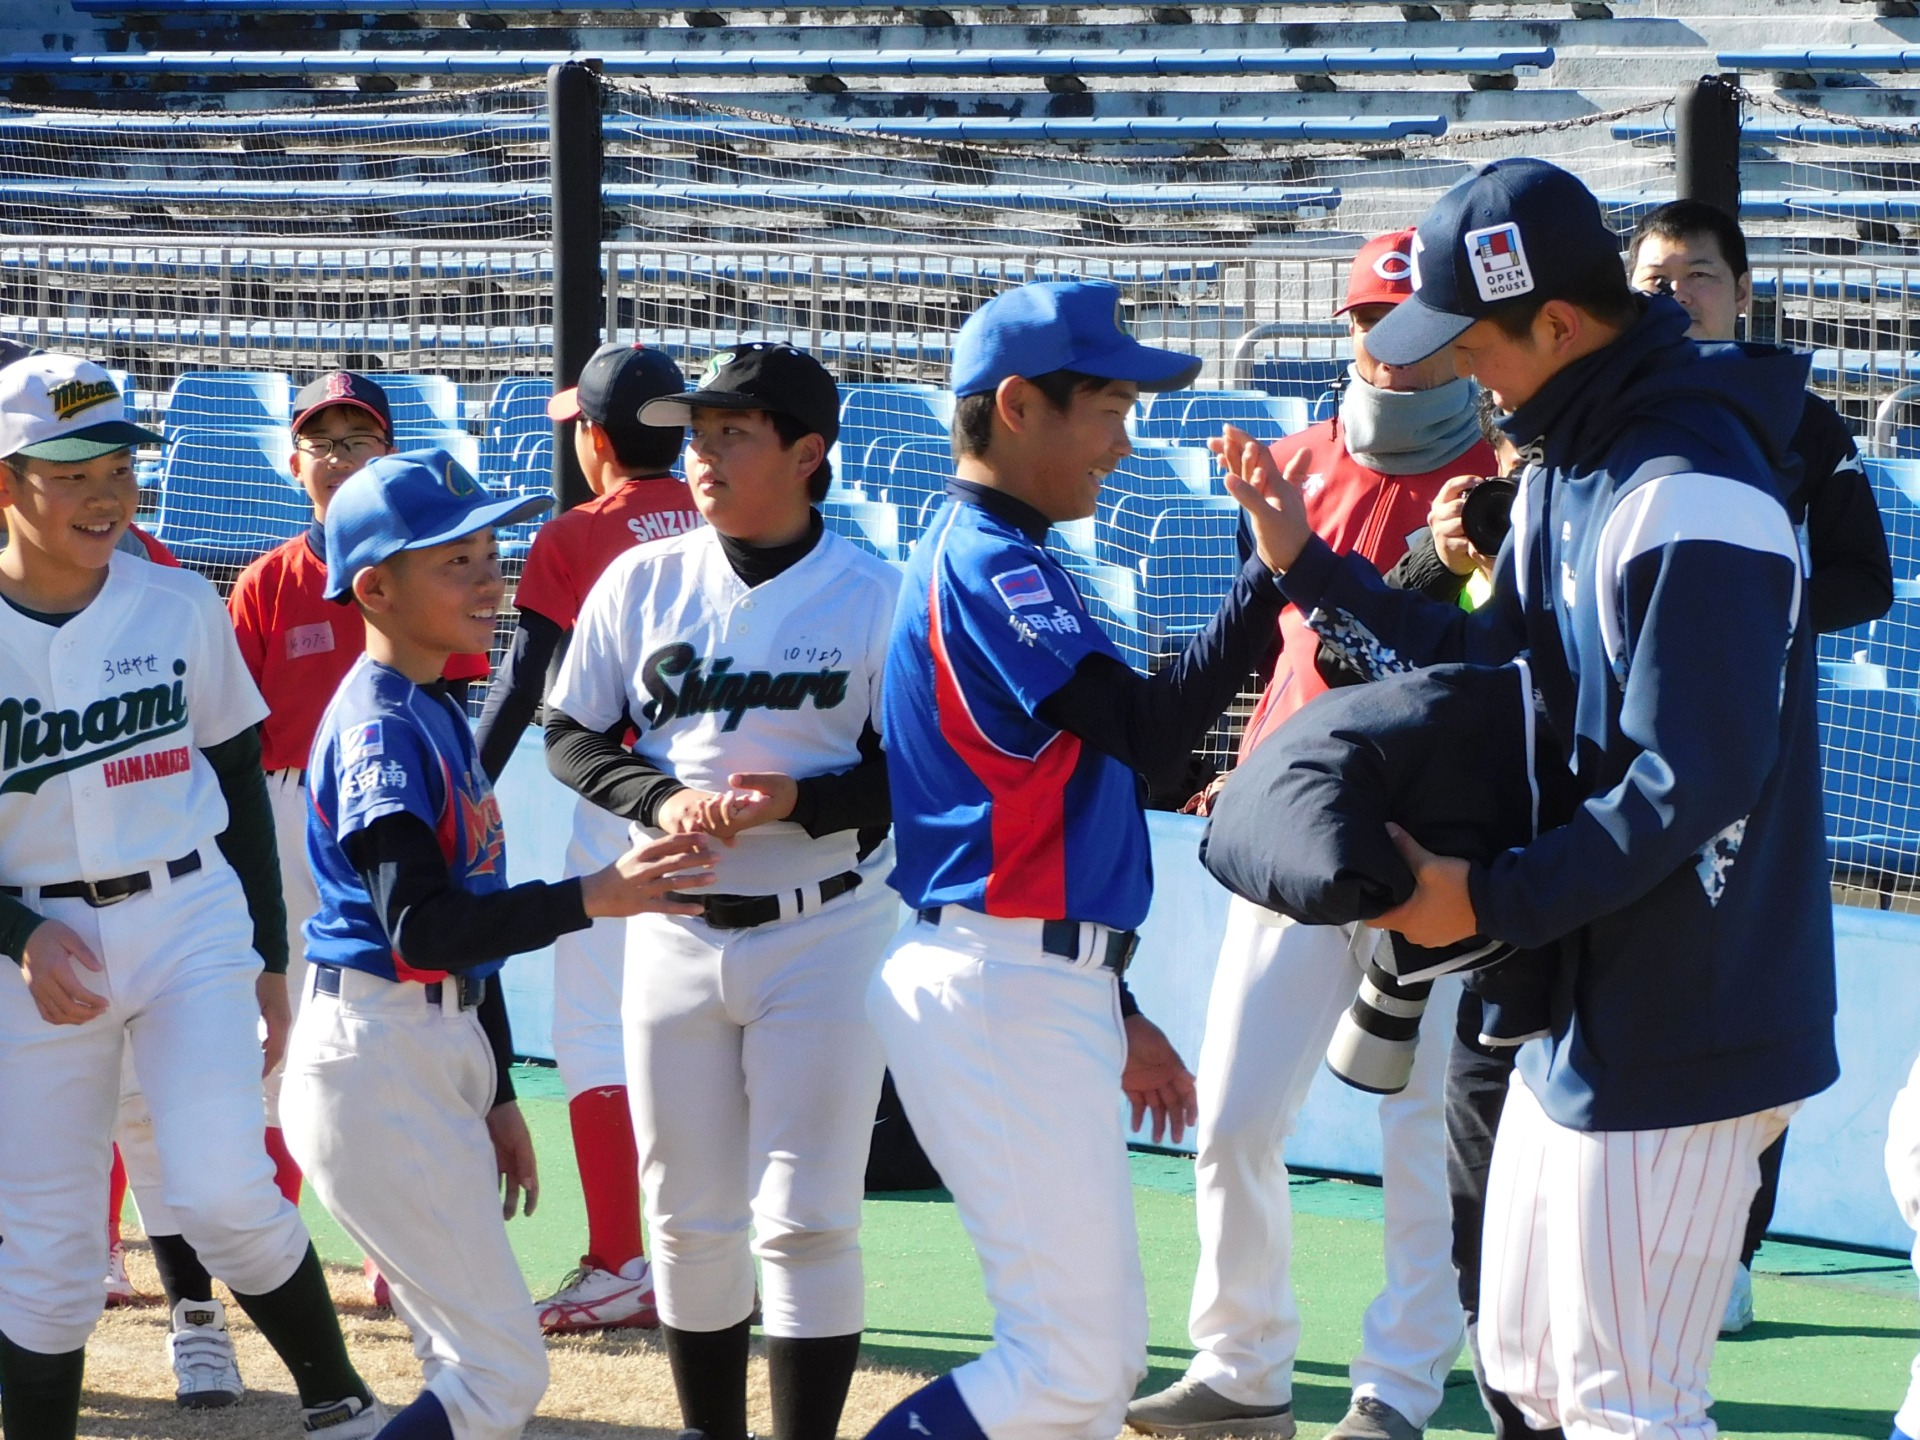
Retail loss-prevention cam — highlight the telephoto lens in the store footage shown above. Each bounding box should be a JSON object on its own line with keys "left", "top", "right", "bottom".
{"left": 1460, "top": 476, "right": 1519, "bottom": 557}
{"left": 1324, "top": 957, "right": 1433, "bottom": 1095}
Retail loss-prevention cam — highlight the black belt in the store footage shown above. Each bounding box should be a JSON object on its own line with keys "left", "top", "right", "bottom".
{"left": 312, "top": 962, "right": 486, "bottom": 1011}
{"left": 1, "top": 851, "right": 201, "bottom": 908}
{"left": 678, "top": 870, "right": 861, "bottom": 930}
{"left": 916, "top": 906, "right": 1138, "bottom": 974}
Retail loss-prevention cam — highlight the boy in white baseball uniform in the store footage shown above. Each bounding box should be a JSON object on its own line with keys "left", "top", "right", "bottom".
{"left": 1886, "top": 1054, "right": 1920, "bottom": 1440}
{"left": 545, "top": 343, "right": 900, "bottom": 1440}
{"left": 0, "top": 354, "right": 383, "bottom": 1440}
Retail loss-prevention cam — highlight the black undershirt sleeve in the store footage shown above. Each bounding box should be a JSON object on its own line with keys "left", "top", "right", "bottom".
{"left": 0, "top": 893, "right": 45, "bottom": 967}
{"left": 545, "top": 707, "right": 687, "bottom": 826}
{"left": 340, "top": 812, "right": 591, "bottom": 979}
{"left": 1034, "top": 555, "right": 1284, "bottom": 791}
{"left": 475, "top": 977, "right": 518, "bottom": 1109}
{"left": 474, "top": 608, "right": 567, "bottom": 783}
{"left": 787, "top": 722, "right": 890, "bottom": 838}
{"left": 204, "top": 725, "right": 289, "bottom": 975}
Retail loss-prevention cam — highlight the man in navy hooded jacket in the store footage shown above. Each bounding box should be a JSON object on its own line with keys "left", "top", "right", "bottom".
{"left": 1213, "top": 158, "right": 1837, "bottom": 1440}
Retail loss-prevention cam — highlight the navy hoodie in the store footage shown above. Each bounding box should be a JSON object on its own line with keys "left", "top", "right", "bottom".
{"left": 1274, "top": 295, "right": 1838, "bottom": 1132}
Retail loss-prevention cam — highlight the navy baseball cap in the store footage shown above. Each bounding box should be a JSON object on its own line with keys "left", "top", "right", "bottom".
{"left": 324, "top": 447, "right": 551, "bottom": 602}
{"left": 293, "top": 371, "right": 393, "bottom": 439}
{"left": 548, "top": 342, "right": 687, "bottom": 442}
{"left": 639, "top": 343, "right": 840, "bottom": 447}
{"left": 1364, "top": 158, "right": 1622, "bottom": 367}
{"left": 952, "top": 281, "right": 1202, "bottom": 398}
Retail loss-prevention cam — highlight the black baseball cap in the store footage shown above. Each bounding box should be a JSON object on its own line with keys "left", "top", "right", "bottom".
{"left": 1365, "top": 158, "right": 1622, "bottom": 367}
{"left": 293, "top": 372, "right": 393, "bottom": 438}
{"left": 548, "top": 342, "right": 687, "bottom": 443}
{"left": 639, "top": 343, "right": 840, "bottom": 448}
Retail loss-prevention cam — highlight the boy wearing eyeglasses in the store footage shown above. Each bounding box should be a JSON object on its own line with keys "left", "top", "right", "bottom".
{"left": 226, "top": 372, "right": 489, "bottom": 1245}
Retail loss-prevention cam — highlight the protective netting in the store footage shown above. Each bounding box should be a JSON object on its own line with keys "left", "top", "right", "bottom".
{"left": 8, "top": 79, "right": 1920, "bottom": 899}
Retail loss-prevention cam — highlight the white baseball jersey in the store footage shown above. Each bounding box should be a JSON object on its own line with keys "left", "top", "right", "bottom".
{"left": 547, "top": 526, "right": 900, "bottom": 895}
{"left": 0, "top": 551, "right": 266, "bottom": 885}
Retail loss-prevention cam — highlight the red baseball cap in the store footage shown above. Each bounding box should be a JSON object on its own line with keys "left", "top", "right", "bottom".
{"left": 1334, "top": 229, "right": 1418, "bottom": 317}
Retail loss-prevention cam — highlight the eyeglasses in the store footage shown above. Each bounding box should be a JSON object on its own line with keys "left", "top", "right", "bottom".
{"left": 294, "top": 435, "right": 387, "bottom": 460}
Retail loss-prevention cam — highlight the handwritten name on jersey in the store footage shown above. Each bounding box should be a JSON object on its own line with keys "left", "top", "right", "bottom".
{"left": 0, "top": 658, "right": 190, "bottom": 795}
{"left": 102, "top": 745, "right": 190, "bottom": 789}
{"left": 639, "top": 642, "right": 850, "bottom": 733}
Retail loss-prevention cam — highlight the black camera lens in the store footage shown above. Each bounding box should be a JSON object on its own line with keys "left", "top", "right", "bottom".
{"left": 1460, "top": 476, "right": 1519, "bottom": 556}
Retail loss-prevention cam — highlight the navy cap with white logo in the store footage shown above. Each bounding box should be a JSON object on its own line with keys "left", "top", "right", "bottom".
{"left": 548, "top": 342, "right": 687, "bottom": 445}
{"left": 324, "top": 447, "right": 551, "bottom": 602}
{"left": 1364, "top": 158, "right": 1622, "bottom": 367}
{"left": 293, "top": 372, "right": 393, "bottom": 439}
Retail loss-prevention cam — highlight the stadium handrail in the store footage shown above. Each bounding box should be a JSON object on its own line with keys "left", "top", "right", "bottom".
{"left": 0, "top": 112, "right": 1450, "bottom": 143}
{"left": 1613, "top": 119, "right": 1920, "bottom": 145}
{"left": 0, "top": 47, "right": 1554, "bottom": 79}
{"left": 1717, "top": 46, "right": 1920, "bottom": 72}
{"left": 0, "top": 179, "right": 1343, "bottom": 216}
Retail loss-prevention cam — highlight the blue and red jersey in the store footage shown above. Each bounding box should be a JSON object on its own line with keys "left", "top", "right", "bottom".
{"left": 305, "top": 654, "right": 509, "bottom": 983}
{"left": 884, "top": 492, "right": 1152, "bottom": 931}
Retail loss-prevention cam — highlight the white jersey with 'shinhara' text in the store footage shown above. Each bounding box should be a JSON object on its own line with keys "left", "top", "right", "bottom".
{"left": 0, "top": 551, "right": 268, "bottom": 885}
{"left": 548, "top": 525, "right": 900, "bottom": 895}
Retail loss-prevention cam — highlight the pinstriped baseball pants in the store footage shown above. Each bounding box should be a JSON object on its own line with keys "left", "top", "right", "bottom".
{"left": 1481, "top": 1071, "right": 1795, "bottom": 1438}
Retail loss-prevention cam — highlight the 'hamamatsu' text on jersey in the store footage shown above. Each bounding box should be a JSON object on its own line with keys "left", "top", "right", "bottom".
{"left": 305, "top": 654, "right": 509, "bottom": 983}
{"left": 885, "top": 495, "right": 1151, "bottom": 932}
{"left": 546, "top": 524, "right": 899, "bottom": 896}
{"left": 0, "top": 551, "right": 267, "bottom": 886}
{"left": 229, "top": 525, "right": 489, "bottom": 773}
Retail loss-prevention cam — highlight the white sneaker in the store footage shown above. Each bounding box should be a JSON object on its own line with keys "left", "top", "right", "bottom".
{"left": 1720, "top": 1262, "right": 1754, "bottom": 1334}
{"left": 166, "top": 1297, "right": 244, "bottom": 1409}
{"left": 104, "top": 1240, "right": 135, "bottom": 1309}
{"left": 536, "top": 1255, "right": 659, "bottom": 1333}
{"left": 302, "top": 1394, "right": 390, "bottom": 1438}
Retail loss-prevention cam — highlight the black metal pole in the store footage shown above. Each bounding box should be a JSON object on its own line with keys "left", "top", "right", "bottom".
{"left": 1674, "top": 73, "right": 1742, "bottom": 219}
{"left": 549, "top": 59, "right": 603, "bottom": 515}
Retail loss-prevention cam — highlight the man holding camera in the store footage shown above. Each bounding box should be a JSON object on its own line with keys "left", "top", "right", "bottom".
{"left": 1129, "top": 231, "right": 1495, "bottom": 1440}
{"left": 1220, "top": 157, "right": 1837, "bottom": 1440}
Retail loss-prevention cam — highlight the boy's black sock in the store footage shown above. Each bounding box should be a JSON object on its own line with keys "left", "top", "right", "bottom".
{"left": 767, "top": 1332, "right": 861, "bottom": 1440}
{"left": 0, "top": 1328, "right": 85, "bottom": 1440}
{"left": 149, "top": 1232, "right": 217, "bottom": 1305}
{"left": 227, "top": 1245, "right": 369, "bottom": 1408}
{"left": 662, "top": 1319, "right": 752, "bottom": 1440}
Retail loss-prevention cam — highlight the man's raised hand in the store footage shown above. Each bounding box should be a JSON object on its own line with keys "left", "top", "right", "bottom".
{"left": 1210, "top": 425, "right": 1314, "bottom": 573}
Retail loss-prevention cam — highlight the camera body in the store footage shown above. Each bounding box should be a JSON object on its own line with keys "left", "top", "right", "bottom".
{"left": 1460, "top": 476, "right": 1518, "bottom": 557}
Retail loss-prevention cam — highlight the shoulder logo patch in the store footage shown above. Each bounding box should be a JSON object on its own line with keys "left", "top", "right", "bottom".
{"left": 342, "top": 719, "right": 384, "bottom": 764}
{"left": 1464, "top": 222, "right": 1535, "bottom": 303}
{"left": 990, "top": 565, "right": 1054, "bottom": 610}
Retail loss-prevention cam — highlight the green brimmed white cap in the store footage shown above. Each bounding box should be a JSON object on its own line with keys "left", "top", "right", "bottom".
{"left": 0, "top": 354, "right": 163, "bottom": 463}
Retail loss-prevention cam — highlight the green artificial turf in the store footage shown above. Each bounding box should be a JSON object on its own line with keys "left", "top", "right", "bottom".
{"left": 295, "top": 1065, "right": 1920, "bottom": 1438}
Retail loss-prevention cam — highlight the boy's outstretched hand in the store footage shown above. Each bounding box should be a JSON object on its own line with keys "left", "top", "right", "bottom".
{"left": 580, "top": 832, "right": 716, "bottom": 919}
{"left": 1211, "top": 424, "right": 1314, "bottom": 574}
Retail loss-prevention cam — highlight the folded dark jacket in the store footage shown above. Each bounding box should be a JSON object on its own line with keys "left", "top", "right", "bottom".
{"left": 1201, "top": 660, "right": 1579, "bottom": 1036}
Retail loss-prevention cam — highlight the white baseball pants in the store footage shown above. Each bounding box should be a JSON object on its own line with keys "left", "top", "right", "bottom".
{"left": 281, "top": 967, "right": 548, "bottom": 1440}
{"left": 869, "top": 909, "right": 1148, "bottom": 1440}
{"left": 623, "top": 879, "right": 893, "bottom": 1338}
{"left": 0, "top": 860, "right": 310, "bottom": 1354}
{"left": 1885, "top": 1051, "right": 1920, "bottom": 1439}
{"left": 119, "top": 768, "right": 314, "bottom": 1221}
{"left": 1481, "top": 1070, "right": 1794, "bottom": 1438}
{"left": 552, "top": 803, "right": 629, "bottom": 1100}
{"left": 1184, "top": 899, "right": 1464, "bottom": 1424}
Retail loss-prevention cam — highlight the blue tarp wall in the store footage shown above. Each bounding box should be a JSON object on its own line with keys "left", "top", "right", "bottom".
{"left": 493, "top": 736, "right": 1920, "bottom": 1256}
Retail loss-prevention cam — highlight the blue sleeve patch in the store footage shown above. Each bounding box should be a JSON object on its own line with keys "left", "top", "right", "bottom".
{"left": 990, "top": 565, "right": 1055, "bottom": 610}
{"left": 342, "top": 719, "right": 384, "bottom": 764}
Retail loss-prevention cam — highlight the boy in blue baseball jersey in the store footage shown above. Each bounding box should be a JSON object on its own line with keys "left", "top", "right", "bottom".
{"left": 280, "top": 449, "right": 714, "bottom": 1440}
{"left": 865, "top": 283, "right": 1301, "bottom": 1440}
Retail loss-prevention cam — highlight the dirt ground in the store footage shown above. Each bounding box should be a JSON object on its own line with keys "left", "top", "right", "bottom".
{"left": 80, "top": 1241, "right": 929, "bottom": 1439}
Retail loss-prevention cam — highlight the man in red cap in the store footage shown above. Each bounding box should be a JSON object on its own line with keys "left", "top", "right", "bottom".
{"left": 1128, "top": 232, "right": 1496, "bottom": 1440}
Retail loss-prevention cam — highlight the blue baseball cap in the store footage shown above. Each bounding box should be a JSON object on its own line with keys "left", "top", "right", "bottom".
{"left": 1364, "top": 158, "right": 1623, "bottom": 367}
{"left": 324, "top": 447, "right": 552, "bottom": 602}
{"left": 952, "top": 280, "right": 1203, "bottom": 398}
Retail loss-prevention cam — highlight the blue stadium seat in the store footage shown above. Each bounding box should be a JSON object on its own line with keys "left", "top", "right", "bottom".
{"left": 1136, "top": 391, "right": 1264, "bottom": 442}
{"left": 821, "top": 498, "right": 901, "bottom": 562}
{"left": 393, "top": 429, "right": 481, "bottom": 476}
{"left": 1866, "top": 599, "right": 1920, "bottom": 686}
{"left": 154, "top": 426, "right": 306, "bottom": 571}
{"left": 1141, "top": 500, "right": 1244, "bottom": 653}
{"left": 886, "top": 440, "right": 954, "bottom": 542}
{"left": 1249, "top": 358, "right": 1349, "bottom": 405}
{"left": 162, "top": 372, "right": 291, "bottom": 435}
{"left": 378, "top": 373, "right": 463, "bottom": 430}
{"left": 1866, "top": 457, "right": 1920, "bottom": 512}
{"left": 1174, "top": 394, "right": 1313, "bottom": 447}
{"left": 1044, "top": 541, "right": 1147, "bottom": 671}
{"left": 481, "top": 377, "right": 553, "bottom": 484}
{"left": 1818, "top": 686, "right": 1920, "bottom": 896}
